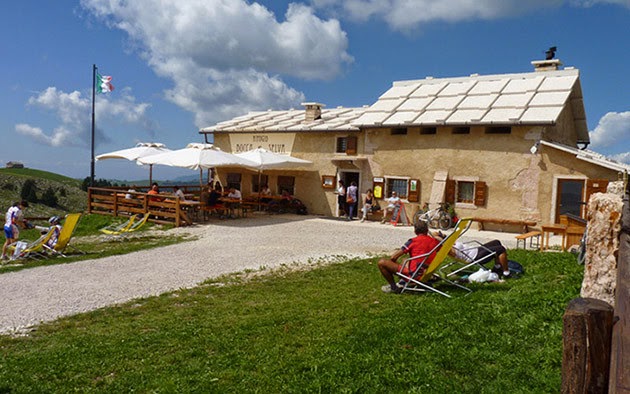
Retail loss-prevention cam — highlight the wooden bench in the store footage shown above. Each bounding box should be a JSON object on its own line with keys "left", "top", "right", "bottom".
{"left": 515, "top": 230, "right": 542, "bottom": 249}
{"left": 473, "top": 217, "right": 537, "bottom": 233}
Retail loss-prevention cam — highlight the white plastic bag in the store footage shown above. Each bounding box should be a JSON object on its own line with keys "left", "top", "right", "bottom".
{"left": 468, "top": 268, "right": 491, "bottom": 283}
{"left": 12, "top": 241, "right": 28, "bottom": 259}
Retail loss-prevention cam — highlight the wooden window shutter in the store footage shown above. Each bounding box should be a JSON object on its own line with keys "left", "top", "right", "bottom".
{"left": 585, "top": 179, "right": 609, "bottom": 204}
{"left": 474, "top": 181, "right": 487, "bottom": 206}
{"left": 408, "top": 179, "right": 420, "bottom": 202}
{"left": 445, "top": 179, "right": 455, "bottom": 204}
{"left": 345, "top": 136, "right": 358, "bottom": 155}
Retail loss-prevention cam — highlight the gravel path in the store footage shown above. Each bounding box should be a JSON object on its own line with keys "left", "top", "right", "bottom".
{"left": 0, "top": 215, "right": 532, "bottom": 335}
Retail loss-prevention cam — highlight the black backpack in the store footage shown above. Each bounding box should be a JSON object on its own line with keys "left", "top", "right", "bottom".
{"left": 508, "top": 260, "right": 525, "bottom": 277}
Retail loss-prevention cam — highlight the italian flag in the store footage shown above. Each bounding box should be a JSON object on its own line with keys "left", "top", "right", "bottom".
{"left": 96, "top": 74, "right": 114, "bottom": 93}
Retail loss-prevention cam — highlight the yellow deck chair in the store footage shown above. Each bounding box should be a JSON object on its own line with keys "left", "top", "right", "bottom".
{"left": 100, "top": 215, "right": 137, "bottom": 236}
{"left": 8, "top": 227, "right": 57, "bottom": 261}
{"left": 396, "top": 217, "right": 473, "bottom": 297}
{"left": 44, "top": 213, "right": 84, "bottom": 257}
{"left": 125, "top": 213, "right": 149, "bottom": 234}
{"left": 101, "top": 213, "right": 149, "bottom": 240}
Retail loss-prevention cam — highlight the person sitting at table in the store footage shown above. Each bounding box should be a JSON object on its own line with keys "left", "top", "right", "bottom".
{"left": 147, "top": 182, "right": 164, "bottom": 202}
{"left": 172, "top": 185, "right": 187, "bottom": 200}
{"left": 260, "top": 184, "right": 272, "bottom": 204}
{"left": 226, "top": 187, "right": 242, "bottom": 218}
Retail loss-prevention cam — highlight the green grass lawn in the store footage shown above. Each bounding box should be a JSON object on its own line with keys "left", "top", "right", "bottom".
{"left": 0, "top": 249, "right": 581, "bottom": 393}
{"left": 0, "top": 214, "right": 187, "bottom": 274}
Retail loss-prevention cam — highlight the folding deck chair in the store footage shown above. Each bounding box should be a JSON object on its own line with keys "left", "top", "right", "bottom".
{"left": 44, "top": 213, "right": 85, "bottom": 257}
{"left": 7, "top": 227, "right": 57, "bottom": 261}
{"left": 100, "top": 213, "right": 149, "bottom": 240}
{"left": 100, "top": 214, "right": 137, "bottom": 236}
{"left": 440, "top": 238, "right": 498, "bottom": 279}
{"left": 396, "top": 217, "right": 474, "bottom": 297}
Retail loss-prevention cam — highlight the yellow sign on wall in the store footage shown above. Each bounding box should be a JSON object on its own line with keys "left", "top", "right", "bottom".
{"left": 229, "top": 133, "right": 296, "bottom": 154}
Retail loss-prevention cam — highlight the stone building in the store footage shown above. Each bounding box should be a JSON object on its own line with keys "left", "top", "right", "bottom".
{"left": 199, "top": 59, "right": 629, "bottom": 225}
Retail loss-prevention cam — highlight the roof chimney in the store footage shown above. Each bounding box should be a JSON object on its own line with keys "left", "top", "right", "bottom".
{"left": 531, "top": 59, "right": 562, "bottom": 72}
{"left": 301, "top": 102, "right": 324, "bottom": 122}
{"left": 531, "top": 46, "right": 561, "bottom": 71}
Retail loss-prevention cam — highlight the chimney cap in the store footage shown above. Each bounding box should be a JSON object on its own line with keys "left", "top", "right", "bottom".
{"left": 301, "top": 102, "right": 326, "bottom": 108}
{"left": 531, "top": 59, "right": 563, "bottom": 72}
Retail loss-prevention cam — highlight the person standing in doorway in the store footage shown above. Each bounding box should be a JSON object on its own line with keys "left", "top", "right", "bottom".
{"left": 346, "top": 181, "right": 358, "bottom": 220}
{"left": 336, "top": 179, "right": 346, "bottom": 218}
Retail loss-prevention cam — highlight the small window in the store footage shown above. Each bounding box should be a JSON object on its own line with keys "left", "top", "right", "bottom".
{"left": 251, "top": 174, "right": 269, "bottom": 193}
{"left": 335, "top": 136, "right": 358, "bottom": 155}
{"left": 420, "top": 127, "right": 436, "bottom": 135}
{"left": 456, "top": 181, "right": 475, "bottom": 204}
{"left": 385, "top": 177, "right": 408, "bottom": 199}
{"left": 452, "top": 126, "right": 470, "bottom": 134}
{"left": 391, "top": 127, "right": 407, "bottom": 135}
{"left": 335, "top": 137, "right": 348, "bottom": 153}
{"left": 485, "top": 126, "right": 511, "bottom": 134}
{"left": 226, "top": 173, "right": 242, "bottom": 191}
{"left": 446, "top": 179, "right": 487, "bottom": 207}
{"left": 277, "top": 176, "right": 295, "bottom": 195}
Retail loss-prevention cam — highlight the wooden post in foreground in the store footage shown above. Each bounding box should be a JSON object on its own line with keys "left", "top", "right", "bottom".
{"left": 562, "top": 297, "right": 614, "bottom": 394}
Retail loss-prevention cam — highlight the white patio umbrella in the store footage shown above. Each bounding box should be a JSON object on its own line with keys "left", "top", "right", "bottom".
{"left": 234, "top": 147, "right": 313, "bottom": 170}
{"left": 137, "top": 143, "right": 258, "bottom": 186}
{"left": 96, "top": 142, "right": 170, "bottom": 184}
{"left": 235, "top": 147, "right": 313, "bottom": 198}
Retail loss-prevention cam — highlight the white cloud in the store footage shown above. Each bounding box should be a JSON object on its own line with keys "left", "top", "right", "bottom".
{"left": 16, "top": 87, "right": 153, "bottom": 148}
{"left": 589, "top": 111, "right": 630, "bottom": 148}
{"left": 610, "top": 152, "right": 630, "bottom": 164}
{"left": 80, "top": 0, "right": 351, "bottom": 128}
{"left": 311, "top": 0, "right": 563, "bottom": 30}
{"left": 311, "top": 0, "right": 630, "bottom": 31}
{"left": 589, "top": 111, "right": 630, "bottom": 164}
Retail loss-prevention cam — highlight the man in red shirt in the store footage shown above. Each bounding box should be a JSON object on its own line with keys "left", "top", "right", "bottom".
{"left": 377, "top": 220, "right": 440, "bottom": 293}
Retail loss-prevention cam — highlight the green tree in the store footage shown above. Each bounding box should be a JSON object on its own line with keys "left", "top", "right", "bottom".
{"left": 20, "top": 179, "right": 38, "bottom": 203}
{"left": 41, "top": 187, "right": 58, "bottom": 207}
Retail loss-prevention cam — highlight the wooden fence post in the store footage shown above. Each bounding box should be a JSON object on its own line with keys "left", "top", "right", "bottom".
{"left": 609, "top": 192, "right": 630, "bottom": 394}
{"left": 562, "top": 297, "right": 614, "bottom": 394}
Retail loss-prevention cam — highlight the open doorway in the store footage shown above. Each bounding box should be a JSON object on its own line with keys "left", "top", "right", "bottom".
{"left": 338, "top": 171, "right": 360, "bottom": 218}
{"left": 554, "top": 178, "right": 608, "bottom": 222}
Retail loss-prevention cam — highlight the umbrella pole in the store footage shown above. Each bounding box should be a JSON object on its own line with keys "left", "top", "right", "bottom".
{"left": 149, "top": 164, "right": 153, "bottom": 185}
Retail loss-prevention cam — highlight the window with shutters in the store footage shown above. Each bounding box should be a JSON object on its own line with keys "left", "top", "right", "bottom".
{"left": 446, "top": 178, "right": 486, "bottom": 208}
{"left": 457, "top": 181, "right": 475, "bottom": 203}
{"left": 335, "top": 135, "right": 358, "bottom": 155}
{"left": 385, "top": 177, "right": 409, "bottom": 199}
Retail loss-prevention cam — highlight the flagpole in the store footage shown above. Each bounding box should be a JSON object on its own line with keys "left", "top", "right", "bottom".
{"left": 90, "top": 64, "right": 97, "bottom": 187}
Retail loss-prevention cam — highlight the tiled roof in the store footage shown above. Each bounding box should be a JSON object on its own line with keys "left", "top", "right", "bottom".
{"left": 352, "top": 69, "right": 587, "bottom": 139}
{"left": 201, "top": 68, "right": 588, "bottom": 143}
{"left": 201, "top": 106, "right": 368, "bottom": 133}
{"left": 541, "top": 141, "right": 630, "bottom": 172}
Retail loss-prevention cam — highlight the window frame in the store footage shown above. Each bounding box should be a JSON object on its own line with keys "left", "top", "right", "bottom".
{"left": 335, "top": 135, "right": 358, "bottom": 155}
{"left": 251, "top": 174, "right": 269, "bottom": 194}
{"left": 384, "top": 176, "right": 410, "bottom": 199}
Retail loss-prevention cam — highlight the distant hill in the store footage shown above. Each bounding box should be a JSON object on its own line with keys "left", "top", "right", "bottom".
{"left": 0, "top": 168, "right": 87, "bottom": 218}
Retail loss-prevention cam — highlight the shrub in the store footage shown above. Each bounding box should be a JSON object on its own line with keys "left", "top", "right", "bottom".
{"left": 41, "top": 187, "right": 58, "bottom": 207}
{"left": 20, "top": 180, "right": 38, "bottom": 203}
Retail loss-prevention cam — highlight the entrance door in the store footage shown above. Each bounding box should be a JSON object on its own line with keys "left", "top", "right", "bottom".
{"left": 555, "top": 179, "right": 584, "bottom": 222}
{"left": 338, "top": 171, "right": 360, "bottom": 218}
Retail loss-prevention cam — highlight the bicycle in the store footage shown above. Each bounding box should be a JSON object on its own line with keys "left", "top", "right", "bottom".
{"left": 413, "top": 202, "right": 453, "bottom": 230}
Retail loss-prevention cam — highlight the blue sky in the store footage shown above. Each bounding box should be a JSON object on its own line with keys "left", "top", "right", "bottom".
{"left": 1, "top": 0, "right": 629, "bottom": 181}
